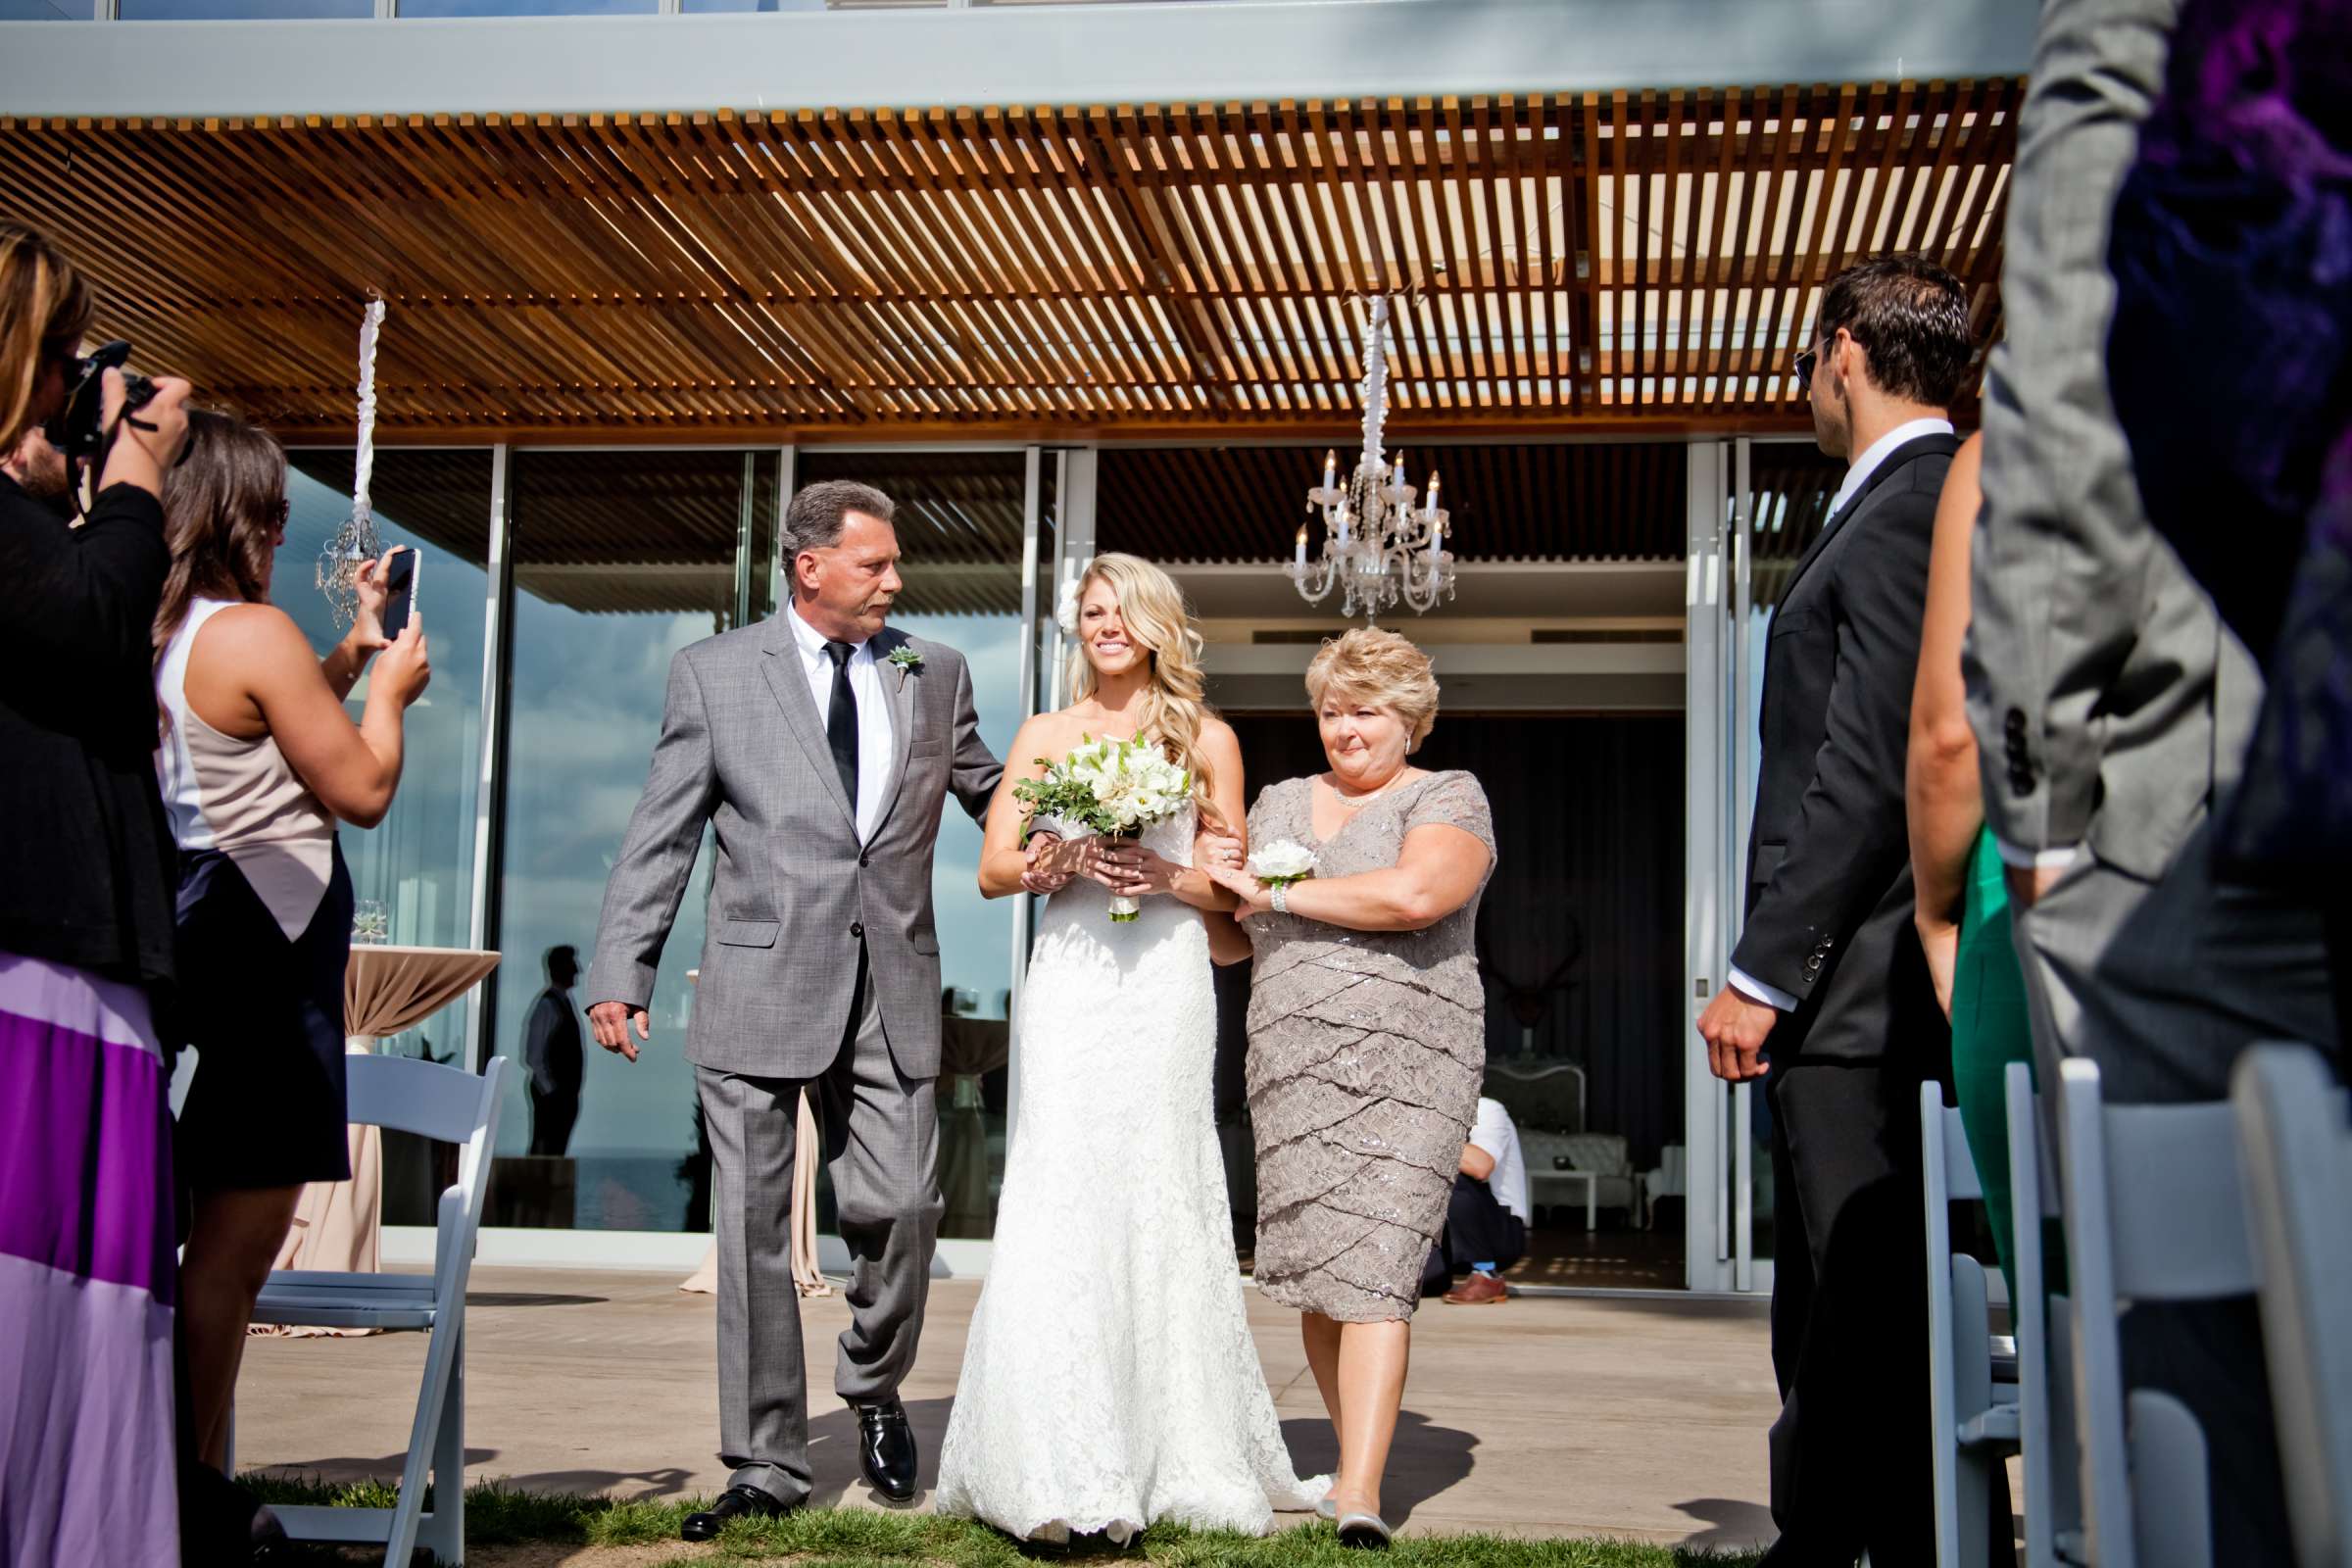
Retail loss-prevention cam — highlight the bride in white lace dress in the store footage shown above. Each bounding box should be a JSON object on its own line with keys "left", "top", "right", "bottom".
{"left": 935, "top": 554, "right": 1328, "bottom": 1544}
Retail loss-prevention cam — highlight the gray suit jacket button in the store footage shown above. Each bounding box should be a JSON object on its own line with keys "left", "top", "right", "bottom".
{"left": 851, "top": 921, "right": 864, "bottom": 939}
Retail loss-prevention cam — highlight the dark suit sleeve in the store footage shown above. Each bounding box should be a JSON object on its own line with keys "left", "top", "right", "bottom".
{"left": 1731, "top": 489, "right": 1936, "bottom": 1003}
{"left": 583, "top": 648, "right": 720, "bottom": 1010}
{"left": 947, "top": 655, "right": 1003, "bottom": 824}
{"left": 0, "top": 484, "right": 169, "bottom": 668}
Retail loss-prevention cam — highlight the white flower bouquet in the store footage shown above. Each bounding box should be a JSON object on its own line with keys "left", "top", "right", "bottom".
{"left": 1014, "top": 735, "right": 1193, "bottom": 922}
{"left": 1247, "top": 839, "right": 1318, "bottom": 889}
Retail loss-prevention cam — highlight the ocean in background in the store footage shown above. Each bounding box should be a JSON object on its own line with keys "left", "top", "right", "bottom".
{"left": 568, "top": 1152, "right": 698, "bottom": 1231}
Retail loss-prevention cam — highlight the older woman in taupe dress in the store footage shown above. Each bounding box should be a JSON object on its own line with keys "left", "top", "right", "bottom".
{"left": 1202, "top": 627, "right": 1494, "bottom": 1549}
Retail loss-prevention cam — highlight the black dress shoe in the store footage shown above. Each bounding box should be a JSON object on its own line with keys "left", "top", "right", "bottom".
{"left": 179, "top": 1460, "right": 288, "bottom": 1565}
{"left": 681, "top": 1485, "right": 790, "bottom": 1542}
{"left": 856, "top": 1398, "right": 919, "bottom": 1503}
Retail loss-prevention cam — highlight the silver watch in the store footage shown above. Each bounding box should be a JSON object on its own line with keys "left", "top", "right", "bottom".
{"left": 1269, "top": 882, "right": 1289, "bottom": 915}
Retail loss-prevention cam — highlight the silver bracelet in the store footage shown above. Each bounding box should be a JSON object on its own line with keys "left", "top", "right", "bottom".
{"left": 1269, "top": 882, "right": 1289, "bottom": 915}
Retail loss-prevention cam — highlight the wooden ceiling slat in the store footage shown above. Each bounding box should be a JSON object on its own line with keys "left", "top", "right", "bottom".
{"left": 1, "top": 83, "right": 2012, "bottom": 441}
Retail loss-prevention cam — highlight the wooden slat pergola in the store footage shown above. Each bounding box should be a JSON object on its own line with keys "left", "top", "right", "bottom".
{"left": 0, "top": 79, "right": 2019, "bottom": 445}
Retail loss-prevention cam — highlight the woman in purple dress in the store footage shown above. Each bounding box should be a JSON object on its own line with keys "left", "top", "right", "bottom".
{"left": 0, "top": 221, "right": 192, "bottom": 1568}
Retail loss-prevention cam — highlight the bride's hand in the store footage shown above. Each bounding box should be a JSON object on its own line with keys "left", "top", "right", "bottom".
{"left": 1103, "top": 845, "right": 1185, "bottom": 900}
{"left": 1198, "top": 832, "right": 1264, "bottom": 905}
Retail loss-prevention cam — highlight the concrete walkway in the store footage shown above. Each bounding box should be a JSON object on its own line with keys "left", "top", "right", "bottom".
{"left": 234, "top": 1267, "right": 1780, "bottom": 1552}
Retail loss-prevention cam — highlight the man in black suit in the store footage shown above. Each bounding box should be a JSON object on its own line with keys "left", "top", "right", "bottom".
{"left": 525, "top": 945, "right": 585, "bottom": 1157}
{"left": 1697, "top": 256, "right": 1971, "bottom": 1566}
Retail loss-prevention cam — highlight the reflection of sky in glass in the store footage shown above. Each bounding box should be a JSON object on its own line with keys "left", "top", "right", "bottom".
{"left": 282, "top": 457, "right": 489, "bottom": 1044}
{"left": 398, "top": 0, "right": 656, "bottom": 15}
{"left": 117, "top": 0, "right": 370, "bottom": 15}
{"left": 492, "top": 600, "right": 1024, "bottom": 1173}
{"left": 0, "top": 0, "right": 85, "bottom": 17}
{"left": 494, "top": 592, "right": 719, "bottom": 1184}
{"left": 893, "top": 610, "right": 1023, "bottom": 1017}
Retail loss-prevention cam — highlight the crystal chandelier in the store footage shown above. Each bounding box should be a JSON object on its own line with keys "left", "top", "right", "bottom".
{"left": 1287, "top": 293, "right": 1456, "bottom": 622}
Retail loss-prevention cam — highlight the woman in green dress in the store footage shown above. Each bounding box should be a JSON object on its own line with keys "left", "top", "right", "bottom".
{"left": 1904, "top": 432, "right": 2040, "bottom": 1298}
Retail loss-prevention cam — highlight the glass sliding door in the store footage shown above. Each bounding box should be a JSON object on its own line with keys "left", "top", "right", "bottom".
{"left": 792, "top": 450, "right": 1029, "bottom": 1243}
{"left": 1686, "top": 435, "right": 1844, "bottom": 1292}
{"left": 1685, "top": 438, "right": 1736, "bottom": 1292}
{"left": 488, "top": 449, "right": 778, "bottom": 1231}
{"left": 282, "top": 450, "right": 494, "bottom": 988}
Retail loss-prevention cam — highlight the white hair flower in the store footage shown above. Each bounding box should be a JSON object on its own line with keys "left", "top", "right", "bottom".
{"left": 1054, "top": 562, "right": 1091, "bottom": 635}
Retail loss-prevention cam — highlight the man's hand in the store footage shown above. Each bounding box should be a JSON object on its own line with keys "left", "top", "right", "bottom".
{"left": 1698, "top": 985, "right": 1778, "bottom": 1082}
{"left": 588, "top": 1001, "right": 650, "bottom": 1062}
{"left": 1021, "top": 831, "right": 1073, "bottom": 897}
{"left": 2004, "top": 863, "right": 2065, "bottom": 913}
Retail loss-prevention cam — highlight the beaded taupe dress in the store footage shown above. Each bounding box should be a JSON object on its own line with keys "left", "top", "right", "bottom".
{"left": 1241, "top": 770, "right": 1495, "bottom": 1321}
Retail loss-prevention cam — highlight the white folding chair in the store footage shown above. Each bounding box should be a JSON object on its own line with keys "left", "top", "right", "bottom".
{"left": 1923, "top": 1083, "right": 2022, "bottom": 1567}
{"left": 2004, "top": 1060, "right": 2080, "bottom": 1568}
{"left": 2230, "top": 1044, "right": 2352, "bottom": 1568}
{"left": 242, "top": 1054, "right": 509, "bottom": 1567}
{"left": 2055, "top": 1057, "right": 2252, "bottom": 1568}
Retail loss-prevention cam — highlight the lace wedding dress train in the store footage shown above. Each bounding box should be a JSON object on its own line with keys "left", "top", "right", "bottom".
{"left": 933, "top": 806, "right": 1329, "bottom": 1543}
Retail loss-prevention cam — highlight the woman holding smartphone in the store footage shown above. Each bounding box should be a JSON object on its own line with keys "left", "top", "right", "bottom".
{"left": 154, "top": 408, "right": 431, "bottom": 1558}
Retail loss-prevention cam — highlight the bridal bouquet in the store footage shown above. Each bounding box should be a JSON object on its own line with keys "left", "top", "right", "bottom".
{"left": 1014, "top": 735, "right": 1192, "bottom": 922}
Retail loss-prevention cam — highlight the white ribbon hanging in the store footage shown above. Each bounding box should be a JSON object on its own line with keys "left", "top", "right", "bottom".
{"left": 350, "top": 297, "right": 386, "bottom": 548}
{"left": 318, "top": 297, "right": 389, "bottom": 627}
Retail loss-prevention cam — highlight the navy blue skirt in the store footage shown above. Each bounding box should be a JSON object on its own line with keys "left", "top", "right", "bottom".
{"left": 172, "top": 838, "right": 355, "bottom": 1191}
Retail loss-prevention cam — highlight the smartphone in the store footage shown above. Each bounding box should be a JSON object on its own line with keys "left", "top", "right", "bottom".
{"left": 380, "top": 547, "right": 419, "bottom": 641}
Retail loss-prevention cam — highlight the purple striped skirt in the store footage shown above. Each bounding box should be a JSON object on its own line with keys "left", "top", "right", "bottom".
{"left": 0, "top": 951, "right": 179, "bottom": 1568}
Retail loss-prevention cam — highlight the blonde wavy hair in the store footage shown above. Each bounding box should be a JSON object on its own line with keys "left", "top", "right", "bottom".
{"left": 1305, "top": 626, "right": 1442, "bottom": 751}
{"left": 1066, "top": 552, "right": 1225, "bottom": 829}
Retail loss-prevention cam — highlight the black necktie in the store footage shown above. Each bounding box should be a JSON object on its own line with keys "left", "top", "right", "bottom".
{"left": 825, "top": 640, "right": 859, "bottom": 817}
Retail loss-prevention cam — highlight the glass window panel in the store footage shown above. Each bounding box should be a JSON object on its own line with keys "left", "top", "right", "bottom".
{"left": 795, "top": 450, "right": 1027, "bottom": 1241}
{"left": 1734, "top": 437, "right": 1843, "bottom": 1270}
{"left": 492, "top": 451, "right": 747, "bottom": 1231}
{"left": 283, "top": 450, "right": 495, "bottom": 1226}
{"left": 281, "top": 450, "right": 493, "bottom": 960}
{"left": 119, "top": 0, "right": 372, "bottom": 15}
{"left": 679, "top": 0, "right": 828, "bottom": 11}
{"left": 0, "top": 0, "right": 92, "bottom": 18}
{"left": 397, "top": 0, "right": 657, "bottom": 15}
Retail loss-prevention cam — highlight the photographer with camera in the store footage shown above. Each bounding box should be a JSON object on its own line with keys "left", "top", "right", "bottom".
{"left": 0, "top": 220, "right": 192, "bottom": 1568}
{"left": 156, "top": 407, "right": 429, "bottom": 1560}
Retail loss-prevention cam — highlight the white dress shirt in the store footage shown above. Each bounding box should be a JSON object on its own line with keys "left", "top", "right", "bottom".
{"left": 1469, "top": 1097, "right": 1532, "bottom": 1226}
{"left": 787, "top": 602, "right": 896, "bottom": 843}
{"left": 1730, "top": 416, "right": 1956, "bottom": 1015}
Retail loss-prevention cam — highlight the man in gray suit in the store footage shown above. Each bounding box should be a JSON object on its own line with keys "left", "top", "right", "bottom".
{"left": 1963, "top": 0, "right": 2336, "bottom": 1555}
{"left": 585, "top": 479, "right": 1003, "bottom": 1541}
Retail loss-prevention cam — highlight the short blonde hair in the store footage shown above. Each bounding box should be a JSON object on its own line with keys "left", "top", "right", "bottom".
{"left": 1304, "top": 627, "right": 1441, "bottom": 751}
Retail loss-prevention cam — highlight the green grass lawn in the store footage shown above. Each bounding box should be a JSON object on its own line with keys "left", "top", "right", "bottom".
{"left": 247, "top": 1477, "right": 1764, "bottom": 1568}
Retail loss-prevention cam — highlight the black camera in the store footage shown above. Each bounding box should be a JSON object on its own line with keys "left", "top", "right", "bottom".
{"left": 47, "top": 339, "right": 158, "bottom": 466}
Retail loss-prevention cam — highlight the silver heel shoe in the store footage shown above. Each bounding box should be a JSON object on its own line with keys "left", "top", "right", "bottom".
{"left": 1317, "top": 1497, "right": 1338, "bottom": 1521}
{"left": 1337, "top": 1511, "right": 1392, "bottom": 1549}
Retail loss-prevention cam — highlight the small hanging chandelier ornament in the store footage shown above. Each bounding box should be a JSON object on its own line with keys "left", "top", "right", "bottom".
{"left": 318, "top": 296, "right": 387, "bottom": 629}
{"left": 1286, "top": 292, "right": 1456, "bottom": 622}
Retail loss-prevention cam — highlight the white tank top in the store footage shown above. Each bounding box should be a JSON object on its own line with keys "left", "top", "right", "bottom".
{"left": 156, "top": 597, "right": 338, "bottom": 939}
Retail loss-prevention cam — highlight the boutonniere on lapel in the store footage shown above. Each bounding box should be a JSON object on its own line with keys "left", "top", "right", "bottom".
{"left": 886, "top": 646, "right": 923, "bottom": 690}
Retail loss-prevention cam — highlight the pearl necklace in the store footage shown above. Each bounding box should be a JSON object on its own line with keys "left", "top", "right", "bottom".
{"left": 1330, "top": 770, "right": 1407, "bottom": 808}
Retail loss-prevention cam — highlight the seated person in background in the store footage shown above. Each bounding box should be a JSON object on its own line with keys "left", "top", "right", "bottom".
{"left": 1423, "top": 1096, "right": 1530, "bottom": 1305}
